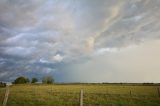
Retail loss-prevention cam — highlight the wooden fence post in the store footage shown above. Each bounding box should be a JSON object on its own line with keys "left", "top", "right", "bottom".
{"left": 80, "top": 89, "right": 83, "bottom": 106}
{"left": 157, "top": 87, "right": 160, "bottom": 97}
{"left": 129, "top": 90, "right": 132, "bottom": 96}
{"left": 3, "top": 85, "right": 10, "bottom": 106}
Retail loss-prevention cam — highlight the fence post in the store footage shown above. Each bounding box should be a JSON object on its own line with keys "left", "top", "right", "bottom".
{"left": 80, "top": 89, "right": 83, "bottom": 106}
{"left": 157, "top": 87, "right": 160, "bottom": 97}
{"left": 3, "top": 85, "right": 10, "bottom": 106}
{"left": 129, "top": 90, "right": 132, "bottom": 96}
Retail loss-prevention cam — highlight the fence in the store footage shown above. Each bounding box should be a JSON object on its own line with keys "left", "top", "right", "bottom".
{"left": 1, "top": 86, "right": 160, "bottom": 106}
{"left": 2, "top": 86, "right": 9, "bottom": 106}
{"left": 0, "top": 88, "right": 160, "bottom": 106}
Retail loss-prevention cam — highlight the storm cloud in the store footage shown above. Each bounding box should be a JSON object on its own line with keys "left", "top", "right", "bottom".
{"left": 0, "top": 0, "right": 160, "bottom": 82}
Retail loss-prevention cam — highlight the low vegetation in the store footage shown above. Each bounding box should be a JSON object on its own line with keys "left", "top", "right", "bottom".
{"left": 12, "top": 76, "right": 54, "bottom": 84}
{"left": 0, "top": 82, "right": 6, "bottom": 87}
{"left": 31, "top": 78, "right": 38, "bottom": 83}
{"left": 0, "top": 87, "right": 5, "bottom": 106}
{"left": 42, "top": 76, "right": 54, "bottom": 84}
{"left": 1, "top": 84, "right": 159, "bottom": 106}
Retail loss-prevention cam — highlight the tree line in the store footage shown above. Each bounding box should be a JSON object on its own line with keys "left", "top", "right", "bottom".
{"left": 13, "top": 76, "right": 54, "bottom": 84}
{"left": 0, "top": 82, "right": 6, "bottom": 87}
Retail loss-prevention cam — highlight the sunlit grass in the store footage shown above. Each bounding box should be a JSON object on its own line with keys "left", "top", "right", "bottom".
{"left": 3, "top": 84, "right": 160, "bottom": 106}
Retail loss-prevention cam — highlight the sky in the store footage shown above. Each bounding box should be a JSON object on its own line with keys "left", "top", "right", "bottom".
{"left": 0, "top": 0, "right": 160, "bottom": 83}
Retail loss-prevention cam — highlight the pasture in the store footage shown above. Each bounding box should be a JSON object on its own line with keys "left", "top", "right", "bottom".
{"left": 0, "top": 88, "right": 5, "bottom": 106}
{"left": 1, "top": 84, "right": 160, "bottom": 106}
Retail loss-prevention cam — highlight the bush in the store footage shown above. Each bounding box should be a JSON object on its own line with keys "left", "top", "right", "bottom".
{"left": 31, "top": 78, "right": 38, "bottom": 83}
{"left": 13, "top": 76, "right": 30, "bottom": 84}
{"left": 42, "top": 76, "right": 54, "bottom": 84}
{"left": 0, "top": 82, "right": 6, "bottom": 87}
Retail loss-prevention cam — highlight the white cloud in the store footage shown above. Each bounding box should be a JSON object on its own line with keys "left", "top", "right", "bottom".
{"left": 39, "top": 58, "right": 49, "bottom": 63}
{"left": 53, "top": 54, "right": 63, "bottom": 62}
{"left": 95, "top": 48, "right": 118, "bottom": 55}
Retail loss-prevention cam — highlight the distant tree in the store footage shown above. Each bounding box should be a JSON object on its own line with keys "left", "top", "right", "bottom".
{"left": 31, "top": 78, "right": 38, "bottom": 83}
{"left": 13, "top": 76, "right": 30, "bottom": 84}
{"left": 0, "top": 82, "right": 6, "bottom": 87}
{"left": 26, "top": 78, "right": 30, "bottom": 83}
{"left": 42, "top": 76, "right": 54, "bottom": 84}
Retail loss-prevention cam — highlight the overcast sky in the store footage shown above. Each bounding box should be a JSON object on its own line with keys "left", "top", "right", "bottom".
{"left": 0, "top": 0, "right": 160, "bottom": 83}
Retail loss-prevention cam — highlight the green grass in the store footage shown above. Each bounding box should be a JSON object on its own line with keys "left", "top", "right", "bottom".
{"left": 0, "top": 87, "right": 5, "bottom": 106}
{"left": 1, "top": 84, "right": 160, "bottom": 106}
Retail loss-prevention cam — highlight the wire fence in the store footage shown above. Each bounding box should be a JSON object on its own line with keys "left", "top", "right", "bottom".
{"left": 7, "top": 88, "right": 160, "bottom": 106}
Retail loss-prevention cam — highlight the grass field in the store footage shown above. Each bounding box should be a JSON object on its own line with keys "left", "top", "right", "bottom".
{"left": 1, "top": 84, "right": 160, "bottom": 106}
{"left": 0, "top": 87, "right": 5, "bottom": 106}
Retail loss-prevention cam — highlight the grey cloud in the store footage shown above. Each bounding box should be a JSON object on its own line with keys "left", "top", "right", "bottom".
{"left": 0, "top": 0, "right": 43, "bottom": 28}
{"left": 0, "top": 0, "right": 160, "bottom": 82}
{"left": 95, "top": 0, "right": 160, "bottom": 48}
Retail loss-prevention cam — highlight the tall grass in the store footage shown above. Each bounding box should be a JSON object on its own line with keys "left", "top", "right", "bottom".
{"left": 2, "top": 84, "right": 160, "bottom": 106}
{"left": 0, "top": 88, "right": 5, "bottom": 106}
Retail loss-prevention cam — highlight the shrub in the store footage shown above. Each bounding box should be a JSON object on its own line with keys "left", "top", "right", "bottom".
{"left": 0, "top": 82, "right": 6, "bottom": 87}
{"left": 31, "top": 78, "right": 38, "bottom": 83}
{"left": 42, "top": 76, "right": 54, "bottom": 84}
{"left": 13, "top": 76, "right": 30, "bottom": 84}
